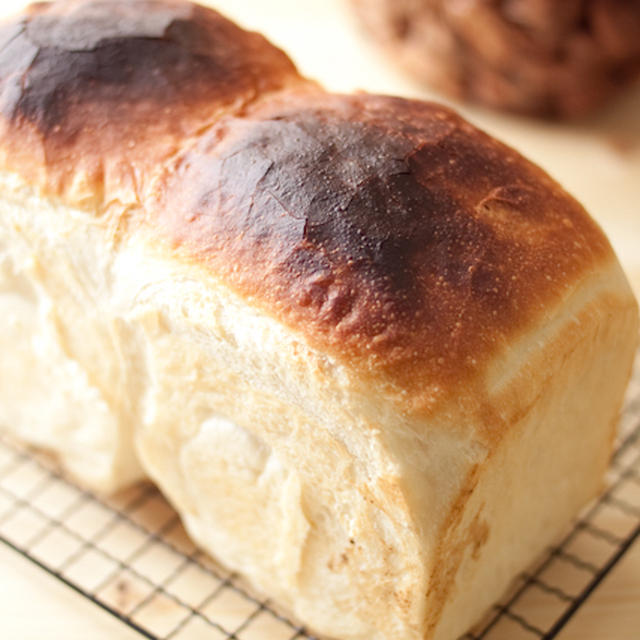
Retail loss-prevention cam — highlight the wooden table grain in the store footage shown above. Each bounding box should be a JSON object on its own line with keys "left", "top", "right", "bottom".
{"left": 560, "top": 538, "right": 640, "bottom": 640}
{"left": 2, "top": 518, "right": 639, "bottom": 639}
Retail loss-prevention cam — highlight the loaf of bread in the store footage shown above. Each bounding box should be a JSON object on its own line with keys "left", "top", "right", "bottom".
{"left": 351, "top": 0, "right": 640, "bottom": 118}
{"left": 0, "top": 1, "right": 637, "bottom": 639}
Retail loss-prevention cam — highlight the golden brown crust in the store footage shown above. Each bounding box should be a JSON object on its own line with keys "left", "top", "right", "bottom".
{"left": 0, "top": 0, "right": 301, "bottom": 206}
{"left": 0, "top": 0, "right": 617, "bottom": 412}
{"left": 151, "top": 92, "right": 612, "bottom": 408}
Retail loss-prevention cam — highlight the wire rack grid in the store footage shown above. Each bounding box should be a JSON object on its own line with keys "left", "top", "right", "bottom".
{"left": 1, "top": 359, "right": 639, "bottom": 640}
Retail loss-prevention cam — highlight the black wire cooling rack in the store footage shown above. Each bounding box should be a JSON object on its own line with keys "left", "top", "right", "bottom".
{"left": 1, "top": 360, "right": 639, "bottom": 640}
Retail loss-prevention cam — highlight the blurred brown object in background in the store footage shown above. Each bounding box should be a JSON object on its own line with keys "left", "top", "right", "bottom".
{"left": 351, "top": 0, "right": 640, "bottom": 118}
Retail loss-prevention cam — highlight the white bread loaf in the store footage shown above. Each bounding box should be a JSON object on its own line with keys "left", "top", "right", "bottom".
{"left": 0, "top": 1, "right": 637, "bottom": 639}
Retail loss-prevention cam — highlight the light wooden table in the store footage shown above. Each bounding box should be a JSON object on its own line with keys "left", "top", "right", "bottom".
{"left": 3, "top": 537, "right": 639, "bottom": 639}
{"left": 560, "top": 538, "right": 640, "bottom": 640}
{"left": 0, "top": 1, "right": 639, "bottom": 639}
{"left": 0, "top": 543, "right": 143, "bottom": 640}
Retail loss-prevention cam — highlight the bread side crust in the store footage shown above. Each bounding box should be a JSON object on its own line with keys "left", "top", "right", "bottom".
{"left": 0, "top": 170, "right": 145, "bottom": 491}
{"left": 427, "top": 265, "right": 638, "bottom": 638}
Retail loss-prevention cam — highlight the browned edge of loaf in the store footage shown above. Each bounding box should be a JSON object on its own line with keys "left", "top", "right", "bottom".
{"left": 0, "top": 0, "right": 620, "bottom": 421}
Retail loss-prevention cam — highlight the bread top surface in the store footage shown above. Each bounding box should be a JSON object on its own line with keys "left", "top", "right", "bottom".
{"left": 0, "top": 0, "right": 628, "bottom": 415}
{"left": 0, "top": 0, "right": 300, "bottom": 205}
{"left": 152, "top": 91, "right": 615, "bottom": 406}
